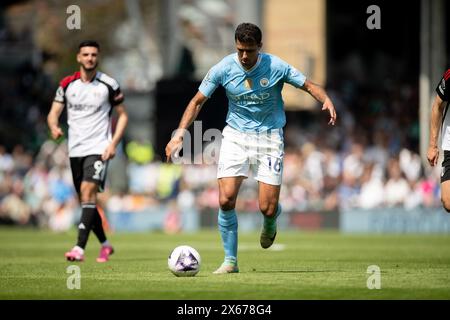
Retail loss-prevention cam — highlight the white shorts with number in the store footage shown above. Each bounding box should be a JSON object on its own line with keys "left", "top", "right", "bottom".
{"left": 217, "top": 125, "right": 284, "bottom": 186}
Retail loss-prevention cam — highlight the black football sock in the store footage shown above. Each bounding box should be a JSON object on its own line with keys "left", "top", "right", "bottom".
{"left": 76, "top": 203, "right": 97, "bottom": 249}
{"left": 92, "top": 207, "right": 107, "bottom": 244}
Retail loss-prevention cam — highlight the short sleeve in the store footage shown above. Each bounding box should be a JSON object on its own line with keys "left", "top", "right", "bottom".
{"left": 105, "top": 77, "right": 124, "bottom": 106}
{"left": 54, "top": 86, "right": 65, "bottom": 103}
{"left": 284, "top": 64, "right": 306, "bottom": 88}
{"left": 111, "top": 87, "right": 124, "bottom": 106}
{"left": 199, "top": 64, "right": 222, "bottom": 98}
{"left": 436, "top": 70, "right": 449, "bottom": 101}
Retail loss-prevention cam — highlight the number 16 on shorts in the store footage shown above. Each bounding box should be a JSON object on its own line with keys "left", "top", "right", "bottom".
{"left": 267, "top": 156, "right": 282, "bottom": 173}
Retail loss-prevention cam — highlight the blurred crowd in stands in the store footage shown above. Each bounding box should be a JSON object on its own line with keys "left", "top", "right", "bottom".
{"left": 0, "top": 141, "right": 77, "bottom": 230}
{"left": 0, "top": 76, "right": 443, "bottom": 230}
{"left": 0, "top": 0, "right": 444, "bottom": 231}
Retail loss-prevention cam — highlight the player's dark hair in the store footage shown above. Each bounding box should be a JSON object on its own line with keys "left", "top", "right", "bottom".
{"left": 235, "top": 23, "right": 262, "bottom": 45}
{"left": 78, "top": 40, "right": 100, "bottom": 51}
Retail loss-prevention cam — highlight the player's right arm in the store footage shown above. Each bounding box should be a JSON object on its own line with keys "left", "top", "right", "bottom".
{"left": 165, "top": 60, "right": 222, "bottom": 162}
{"left": 165, "top": 91, "right": 209, "bottom": 162}
{"left": 47, "top": 101, "right": 65, "bottom": 140}
{"left": 427, "top": 95, "right": 446, "bottom": 167}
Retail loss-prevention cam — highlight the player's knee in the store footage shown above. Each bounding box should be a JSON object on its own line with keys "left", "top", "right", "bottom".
{"left": 80, "top": 184, "right": 97, "bottom": 203}
{"left": 219, "top": 196, "right": 236, "bottom": 211}
{"left": 79, "top": 190, "right": 96, "bottom": 203}
{"left": 259, "top": 202, "right": 277, "bottom": 218}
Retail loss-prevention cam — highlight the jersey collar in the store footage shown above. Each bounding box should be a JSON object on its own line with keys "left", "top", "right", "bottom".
{"left": 80, "top": 71, "right": 98, "bottom": 83}
{"left": 234, "top": 53, "right": 262, "bottom": 74}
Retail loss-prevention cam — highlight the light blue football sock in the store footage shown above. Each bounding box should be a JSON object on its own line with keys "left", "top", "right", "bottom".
{"left": 263, "top": 204, "right": 282, "bottom": 234}
{"left": 218, "top": 208, "right": 238, "bottom": 266}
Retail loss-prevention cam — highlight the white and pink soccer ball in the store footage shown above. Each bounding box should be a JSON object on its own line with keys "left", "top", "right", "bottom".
{"left": 168, "top": 245, "right": 201, "bottom": 277}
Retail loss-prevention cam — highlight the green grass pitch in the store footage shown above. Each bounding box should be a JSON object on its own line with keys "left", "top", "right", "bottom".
{"left": 0, "top": 227, "right": 449, "bottom": 299}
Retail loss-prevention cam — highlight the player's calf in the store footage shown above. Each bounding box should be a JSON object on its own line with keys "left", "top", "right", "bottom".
{"left": 260, "top": 204, "right": 282, "bottom": 249}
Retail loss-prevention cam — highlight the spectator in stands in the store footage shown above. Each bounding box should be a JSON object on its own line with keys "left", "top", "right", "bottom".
{"left": 384, "top": 158, "right": 411, "bottom": 207}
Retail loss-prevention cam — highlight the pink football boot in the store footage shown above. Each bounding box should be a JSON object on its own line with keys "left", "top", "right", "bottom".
{"left": 96, "top": 245, "right": 114, "bottom": 263}
{"left": 65, "top": 247, "right": 84, "bottom": 262}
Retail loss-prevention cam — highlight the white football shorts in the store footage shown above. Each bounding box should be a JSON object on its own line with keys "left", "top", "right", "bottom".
{"left": 217, "top": 125, "right": 284, "bottom": 185}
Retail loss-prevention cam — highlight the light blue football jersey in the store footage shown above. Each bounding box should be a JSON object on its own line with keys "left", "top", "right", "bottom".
{"left": 199, "top": 52, "right": 306, "bottom": 132}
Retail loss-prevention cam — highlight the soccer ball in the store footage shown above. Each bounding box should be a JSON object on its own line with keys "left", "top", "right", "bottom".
{"left": 168, "top": 245, "right": 201, "bottom": 277}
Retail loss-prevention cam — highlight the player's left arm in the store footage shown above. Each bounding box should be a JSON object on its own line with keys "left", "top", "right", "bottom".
{"left": 300, "top": 79, "right": 337, "bottom": 126}
{"left": 102, "top": 104, "right": 128, "bottom": 161}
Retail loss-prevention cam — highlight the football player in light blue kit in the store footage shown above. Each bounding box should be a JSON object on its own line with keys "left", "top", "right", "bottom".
{"left": 166, "top": 23, "right": 336, "bottom": 274}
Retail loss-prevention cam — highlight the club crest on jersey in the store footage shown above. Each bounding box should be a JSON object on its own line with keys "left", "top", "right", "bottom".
{"left": 260, "top": 78, "right": 269, "bottom": 87}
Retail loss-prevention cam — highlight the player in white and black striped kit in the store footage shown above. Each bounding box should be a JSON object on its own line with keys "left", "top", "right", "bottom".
{"left": 428, "top": 68, "right": 450, "bottom": 212}
{"left": 47, "top": 41, "right": 128, "bottom": 262}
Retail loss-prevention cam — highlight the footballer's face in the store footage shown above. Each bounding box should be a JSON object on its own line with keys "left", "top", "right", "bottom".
{"left": 236, "top": 40, "right": 261, "bottom": 70}
{"left": 77, "top": 46, "right": 99, "bottom": 72}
